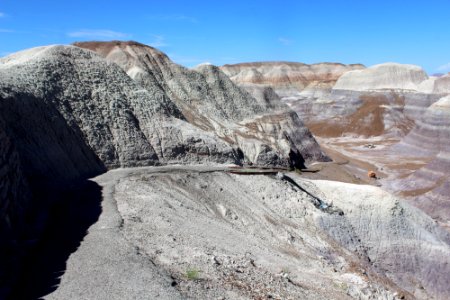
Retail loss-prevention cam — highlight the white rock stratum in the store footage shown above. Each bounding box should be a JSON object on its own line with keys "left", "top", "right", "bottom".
{"left": 333, "top": 63, "right": 429, "bottom": 92}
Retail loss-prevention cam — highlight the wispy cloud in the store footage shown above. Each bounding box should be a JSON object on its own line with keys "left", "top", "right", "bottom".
{"left": 278, "top": 37, "right": 293, "bottom": 46}
{"left": 147, "top": 14, "right": 198, "bottom": 23}
{"left": 67, "top": 29, "right": 130, "bottom": 39}
{"left": 148, "top": 35, "right": 168, "bottom": 48}
{"left": 0, "top": 12, "right": 5, "bottom": 18}
{"left": 437, "top": 62, "right": 450, "bottom": 72}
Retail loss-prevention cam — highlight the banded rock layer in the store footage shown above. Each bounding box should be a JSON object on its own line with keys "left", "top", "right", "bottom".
{"left": 75, "top": 41, "right": 328, "bottom": 166}
{"left": 333, "top": 63, "right": 429, "bottom": 92}
{"left": 387, "top": 96, "right": 450, "bottom": 223}
{"left": 225, "top": 62, "right": 447, "bottom": 138}
{"left": 0, "top": 45, "right": 239, "bottom": 174}
{"left": 220, "top": 61, "right": 365, "bottom": 98}
{"left": 223, "top": 60, "right": 450, "bottom": 227}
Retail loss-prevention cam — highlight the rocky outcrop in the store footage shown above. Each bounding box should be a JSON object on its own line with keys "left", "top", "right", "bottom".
{"left": 415, "top": 74, "right": 450, "bottom": 94}
{"left": 74, "top": 41, "right": 329, "bottom": 167}
{"left": 333, "top": 63, "right": 429, "bottom": 92}
{"left": 0, "top": 45, "right": 239, "bottom": 174}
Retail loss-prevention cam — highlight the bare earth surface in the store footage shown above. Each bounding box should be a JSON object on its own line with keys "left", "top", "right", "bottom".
{"left": 34, "top": 166, "right": 450, "bottom": 300}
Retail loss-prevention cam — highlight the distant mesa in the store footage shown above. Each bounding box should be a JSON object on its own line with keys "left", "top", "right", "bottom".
{"left": 333, "top": 63, "right": 428, "bottom": 92}
{"left": 220, "top": 61, "right": 365, "bottom": 94}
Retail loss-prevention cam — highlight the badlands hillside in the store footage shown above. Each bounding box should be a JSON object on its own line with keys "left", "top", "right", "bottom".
{"left": 222, "top": 61, "right": 450, "bottom": 229}
{"left": 74, "top": 41, "right": 328, "bottom": 166}
{"left": 221, "top": 61, "right": 364, "bottom": 99}
{"left": 0, "top": 41, "right": 449, "bottom": 299}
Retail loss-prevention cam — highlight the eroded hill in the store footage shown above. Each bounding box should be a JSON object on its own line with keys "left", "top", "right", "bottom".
{"left": 1, "top": 42, "right": 449, "bottom": 299}
{"left": 223, "top": 60, "right": 450, "bottom": 230}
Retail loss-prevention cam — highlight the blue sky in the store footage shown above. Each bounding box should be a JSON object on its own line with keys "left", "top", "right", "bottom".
{"left": 1, "top": 0, "right": 450, "bottom": 73}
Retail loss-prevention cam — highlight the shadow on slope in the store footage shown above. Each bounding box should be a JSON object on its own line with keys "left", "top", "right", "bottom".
{"left": 8, "top": 180, "right": 103, "bottom": 300}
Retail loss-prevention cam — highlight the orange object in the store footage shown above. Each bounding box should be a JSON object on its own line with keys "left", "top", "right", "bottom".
{"left": 368, "top": 170, "right": 377, "bottom": 179}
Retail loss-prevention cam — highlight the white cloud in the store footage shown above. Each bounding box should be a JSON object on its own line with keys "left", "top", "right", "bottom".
{"left": 147, "top": 14, "right": 198, "bottom": 23}
{"left": 0, "top": 12, "right": 5, "bottom": 18}
{"left": 278, "top": 37, "right": 293, "bottom": 46}
{"left": 67, "top": 29, "right": 129, "bottom": 39}
{"left": 437, "top": 63, "right": 450, "bottom": 72}
{"left": 148, "top": 35, "right": 168, "bottom": 48}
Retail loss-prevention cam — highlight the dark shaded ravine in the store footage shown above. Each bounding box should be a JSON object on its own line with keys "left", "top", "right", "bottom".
{"left": 8, "top": 181, "right": 103, "bottom": 300}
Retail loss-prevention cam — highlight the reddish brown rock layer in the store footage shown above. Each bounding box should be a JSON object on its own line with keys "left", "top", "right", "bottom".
{"left": 220, "top": 62, "right": 365, "bottom": 90}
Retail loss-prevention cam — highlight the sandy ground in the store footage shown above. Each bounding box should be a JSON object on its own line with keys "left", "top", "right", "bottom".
{"left": 311, "top": 136, "right": 431, "bottom": 185}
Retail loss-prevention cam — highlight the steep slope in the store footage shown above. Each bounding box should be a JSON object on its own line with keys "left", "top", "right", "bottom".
{"left": 314, "top": 179, "right": 450, "bottom": 299}
{"left": 386, "top": 96, "right": 450, "bottom": 225}
{"left": 74, "top": 41, "right": 329, "bottom": 167}
{"left": 0, "top": 45, "right": 238, "bottom": 173}
{"left": 40, "top": 167, "right": 450, "bottom": 299}
{"left": 0, "top": 121, "right": 31, "bottom": 298}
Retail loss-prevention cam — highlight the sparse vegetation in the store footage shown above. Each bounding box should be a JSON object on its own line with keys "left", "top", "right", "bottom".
{"left": 186, "top": 268, "right": 201, "bottom": 280}
{"left": 333, "top": 281, "right": 348, "bottom": 291}
{"left": 281, "top": 267, "right": 290, "bottom": 275}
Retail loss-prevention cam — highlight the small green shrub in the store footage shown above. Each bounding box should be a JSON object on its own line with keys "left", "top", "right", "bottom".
{"left": 186, "top": 268, "right": 200, "bottom": 280}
